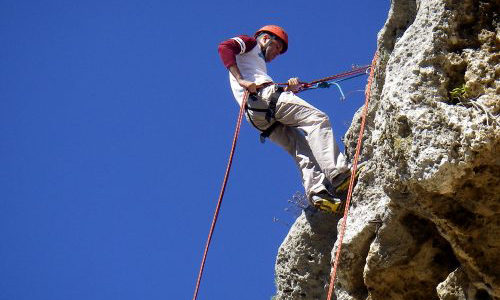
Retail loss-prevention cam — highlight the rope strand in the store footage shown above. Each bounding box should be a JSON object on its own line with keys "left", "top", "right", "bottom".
{"left": 192, "top": 91, "right": 249, "bottom": 300}
{"left": 276, "top": 65, "right": 371, "bottom": 92}
{"left": 326, "top": 52, "right": 378, "bottom": 300}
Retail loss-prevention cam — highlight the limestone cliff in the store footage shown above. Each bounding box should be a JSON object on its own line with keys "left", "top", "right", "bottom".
{"left": 274, "top": 0, "right": 499, "bottom": 299}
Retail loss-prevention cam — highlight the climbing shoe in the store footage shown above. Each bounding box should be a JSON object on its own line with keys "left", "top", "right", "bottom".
{"left": 333, "top": 161, "right": 368, "bottom": 194}
{"left": 311, "top": 192, "right": 344, "bottom": 215}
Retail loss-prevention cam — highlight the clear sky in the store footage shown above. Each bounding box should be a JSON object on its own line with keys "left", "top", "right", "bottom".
{"left": 0, "top": 1, "right": 389, "bottom": 299}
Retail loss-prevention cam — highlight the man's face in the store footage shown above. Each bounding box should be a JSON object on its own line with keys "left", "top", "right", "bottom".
{"left": 263, "top": 37, "right": 283, "bottom": 62}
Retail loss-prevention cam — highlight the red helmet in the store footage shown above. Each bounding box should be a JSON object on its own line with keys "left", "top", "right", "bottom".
{"left": 254, "top": 25, "right": 288, "bottom": 54}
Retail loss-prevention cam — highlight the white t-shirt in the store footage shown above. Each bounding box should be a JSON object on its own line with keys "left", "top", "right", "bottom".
{"left": 228, "top": 40, "right": 273, "bottom": 106}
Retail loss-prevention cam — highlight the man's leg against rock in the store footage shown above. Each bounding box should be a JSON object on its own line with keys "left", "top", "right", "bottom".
{"left": 274, "top": 92, "right": 349, "bottom": 183}
{"left": 268, "top": 124, "right": 329, "bottom": 200}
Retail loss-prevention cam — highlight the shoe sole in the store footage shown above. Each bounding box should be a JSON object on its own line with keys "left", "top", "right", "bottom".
{"left": 313, "top": 199, "right": 345, "bottom": 215}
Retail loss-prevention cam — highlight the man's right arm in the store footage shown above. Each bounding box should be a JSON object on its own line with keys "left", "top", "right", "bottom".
{"left": 228, "top": 66, "right": 256, "bottom": 93}
{"left": 218, "top": 35, "right": 258, "bottom": 93}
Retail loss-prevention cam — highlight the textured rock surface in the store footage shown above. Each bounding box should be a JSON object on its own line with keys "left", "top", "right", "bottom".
{"left": 274, "top": 209, "right": 340, "bottom": 299}
{"left": 437, "top": 268, "right": 470, "bottom": 300}
{"left": 274, "top": 0, "right": 499, "bottom": 299}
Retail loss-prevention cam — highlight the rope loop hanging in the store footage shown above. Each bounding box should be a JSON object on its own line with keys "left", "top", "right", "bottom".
{"left": 191, "top": 91, "right": 249, "bottom": 300}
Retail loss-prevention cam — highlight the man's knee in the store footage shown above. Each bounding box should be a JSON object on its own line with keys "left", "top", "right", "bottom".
{"left": 317, "top": 110, "right": 329, "bottom": 122}
{"left": 310, "top": 109, "right": 331, "bottom": 127}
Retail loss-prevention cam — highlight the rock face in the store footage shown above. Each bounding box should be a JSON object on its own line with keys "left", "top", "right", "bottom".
{"left": 275, "top": 208, "right": 341, "bottom": 299}
{"left": 274, "top": 0, "right": 499, "bottom": 299}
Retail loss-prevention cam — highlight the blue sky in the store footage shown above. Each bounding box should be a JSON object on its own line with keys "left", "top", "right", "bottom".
{"left": 0, "top": 1, "right": 389, "bottom": 299}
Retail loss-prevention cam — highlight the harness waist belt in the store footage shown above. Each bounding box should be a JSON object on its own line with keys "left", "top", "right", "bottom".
{"left": 255, "top": 81, "right": 274, "bottom": 91}
{"left": 245, "top": 86, "right": 284, "bottom": 143}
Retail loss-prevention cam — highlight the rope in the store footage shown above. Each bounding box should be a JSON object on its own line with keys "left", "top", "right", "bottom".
{"left": 326, "top": 52, "right": 378, "bottom": 300}
{"left": 302, "top": 72, "right": 367, "bottom": 92}
{"left": 276, "top": 65, "right": 371, "bottom": 93}
{"left": 306, "top": 65, "right": 370, "bottom": 87}
{"left": 191, "top": 91, "right": 249, "bottom": 300}
{"left": 301, "top": 70, "right": 370, "bottom": 101}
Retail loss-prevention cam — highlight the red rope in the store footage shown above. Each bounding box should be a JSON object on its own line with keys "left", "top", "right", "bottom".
{"left": 307, "top": 65, "right": 370, "bottom": 86}
{"left": 192, "top": 91, "right": 249, "bottom": 300}
{"left": 276, "top": 65, "right": 371, "bottom": 91}
{"left": 326, "top": 52, "right": 378, "bottom": 300}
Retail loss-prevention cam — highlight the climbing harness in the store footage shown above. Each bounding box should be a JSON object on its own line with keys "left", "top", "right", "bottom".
{"left": 192, "top": 91, "right": 249, "bottom": 300}
{"left": 244, "top": 85, "right": 284, "bottom": 143}
{"left": 326, "top": 52, "right": 378, "bottom": 300}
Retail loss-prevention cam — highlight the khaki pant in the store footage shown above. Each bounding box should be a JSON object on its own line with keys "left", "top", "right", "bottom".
{"left": 245, "top": 85, "right": 348, "bottom": 199}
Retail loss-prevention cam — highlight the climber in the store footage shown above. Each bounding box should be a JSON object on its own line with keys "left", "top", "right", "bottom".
{"left": 218, "top": 25, "right": 360, "bottom": 214}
